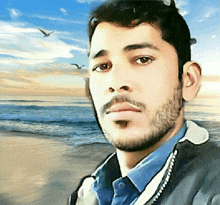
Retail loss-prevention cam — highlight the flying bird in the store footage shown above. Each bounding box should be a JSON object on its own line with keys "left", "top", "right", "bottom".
{"left": 38, "top": 28, "right": 54, "bottom": 37}
{"left": 71, "top": 64, "right": 85, "bottom": 69}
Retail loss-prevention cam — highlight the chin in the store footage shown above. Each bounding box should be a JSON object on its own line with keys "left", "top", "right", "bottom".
{"left": 103, "top": 122, "right": 174, "bottom": 152}
{"left": 103, "top": 128, "right": 156, "bottom": 152}
{"left": 108, "top": 135, "right": 160, "bottom": 152}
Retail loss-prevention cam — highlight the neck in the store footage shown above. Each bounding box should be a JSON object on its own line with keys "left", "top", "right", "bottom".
{"left": 117, "top": 111, "right": 184, "bottom": 177}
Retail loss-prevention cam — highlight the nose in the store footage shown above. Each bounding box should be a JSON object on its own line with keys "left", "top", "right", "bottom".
{"left": 107, "top": 63, "right": 133, "bottom": 93}
{"left": 108, "top": 85, "right": 131, "bottom": 93}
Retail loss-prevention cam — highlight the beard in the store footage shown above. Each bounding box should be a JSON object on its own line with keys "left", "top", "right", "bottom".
{"left": 90, "top": 83, "right": 183, "bottom": 152}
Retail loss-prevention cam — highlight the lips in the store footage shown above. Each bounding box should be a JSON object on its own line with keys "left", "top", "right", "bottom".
{"left": 106, "top": 102, "right": 142, "bottom": 114}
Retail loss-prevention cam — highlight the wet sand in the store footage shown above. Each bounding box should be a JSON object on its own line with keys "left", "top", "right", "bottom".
{"left": 0, "top": 132, "right": 114, "bottom": 205}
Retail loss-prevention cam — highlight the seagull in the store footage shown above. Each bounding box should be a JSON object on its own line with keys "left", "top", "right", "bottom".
{"left": 38, "top": 28, "right": 54, "bottom": 37}
{"left": 71, "top": 64, "right": 85, "bottom": 69}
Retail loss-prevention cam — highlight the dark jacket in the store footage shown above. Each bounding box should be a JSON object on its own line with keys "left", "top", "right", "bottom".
{"left": 69, "top": 121, "right": 220, "bottom": 205}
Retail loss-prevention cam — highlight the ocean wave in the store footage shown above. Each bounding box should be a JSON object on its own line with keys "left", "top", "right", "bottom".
{"left": 0, "top": 99, "right": 92, "bottom": 108}
{"left": 0, "top": 122, "right": 104, "bottom": 144}
{"left": 0, "top": 114, "right": 96, "bottom": 124}
{"left": 0, "top": 104, "right": 50, "bottom": 110}
{"left": 0, "top": 104, "right": 90, "bottom": 110}
{"left": 0, "top": 100, "right": 45, "bottom": 103}
{"left": 0, "top": 126, "right": 70, "bottom": 138}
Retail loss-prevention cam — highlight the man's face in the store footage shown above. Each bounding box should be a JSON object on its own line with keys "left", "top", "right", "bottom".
{"left": 88, "top": 22, "right": 183, "bottom": 151}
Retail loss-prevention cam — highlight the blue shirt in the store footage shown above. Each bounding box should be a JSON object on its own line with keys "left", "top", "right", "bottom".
{"left": 92, "top": 124, "right": 186, "bottom": 205}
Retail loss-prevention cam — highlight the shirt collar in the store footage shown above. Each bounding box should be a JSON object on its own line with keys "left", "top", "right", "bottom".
{"left": 92, "top": 153, "right": 120, "bottom": 188}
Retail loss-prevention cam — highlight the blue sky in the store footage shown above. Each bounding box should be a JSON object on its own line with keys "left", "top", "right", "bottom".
{"left": 0, "top": 0, "right": 219, "bottom": 96}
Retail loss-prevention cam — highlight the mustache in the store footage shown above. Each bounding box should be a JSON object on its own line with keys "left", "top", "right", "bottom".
{"left": 101, "top": 95, "right": 146, "bottom": 115}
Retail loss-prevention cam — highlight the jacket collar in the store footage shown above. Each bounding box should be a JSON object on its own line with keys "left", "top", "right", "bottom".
{"left": 134, "top": 120, "right": 209, "bottom": 205}
{"left": 179, "top": 120, "right": 209, "bottom": 145}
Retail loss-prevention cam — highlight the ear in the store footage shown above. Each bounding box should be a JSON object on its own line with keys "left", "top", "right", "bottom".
{"left": 182, "top": 61, "right": 201, "bottom": 101}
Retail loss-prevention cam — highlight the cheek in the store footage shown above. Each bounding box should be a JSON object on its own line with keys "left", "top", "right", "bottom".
{"left": 139, "top": 68, "right": 178, "bottom": 108}
{"left": 89, "top": 76, "right": 106, "bottom": 109}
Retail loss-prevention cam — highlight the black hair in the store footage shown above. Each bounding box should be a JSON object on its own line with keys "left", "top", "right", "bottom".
{"left": 88, "top": 0, "right": 194, "bottom": 80}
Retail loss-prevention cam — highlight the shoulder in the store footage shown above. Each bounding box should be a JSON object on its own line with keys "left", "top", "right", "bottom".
{"left": 68, "top": 176, "right": 98, "bottom": 205}
{"left": 68, "top": 153, "right": 116, "bottom": 205}
{"left": 157, "top": 140, "right": 220, "bottom": 204}
{"left": 187, "top": 143, "right": 220, "bottom": 205}
{"left": 176, "top": 120, "right": 220, "bottom": 169}
{"left": 175, "top": 138, "right": 220, "bottom": 174}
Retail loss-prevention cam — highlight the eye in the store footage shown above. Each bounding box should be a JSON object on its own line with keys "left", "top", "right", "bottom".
{"left": 135, "top": 56, "right": 154, "bottom": 65}
{"left": 92, "top": 62, "right": 112, "bottom": 72}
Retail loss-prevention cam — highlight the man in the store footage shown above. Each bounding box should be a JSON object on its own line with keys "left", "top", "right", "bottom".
{"left": 69, "top": 0, "right": 220, "bottom": 204}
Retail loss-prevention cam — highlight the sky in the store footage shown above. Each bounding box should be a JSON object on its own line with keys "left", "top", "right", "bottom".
{"left": 0, "top": 0, "right": 219, "bottom": 97}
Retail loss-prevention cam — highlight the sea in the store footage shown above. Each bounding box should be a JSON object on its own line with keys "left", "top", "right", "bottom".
{"left": 0, "top": 96, "right": 108, "bottom": 146}
{"left": 0, "top": 95, "right": 220, "bottom": 145}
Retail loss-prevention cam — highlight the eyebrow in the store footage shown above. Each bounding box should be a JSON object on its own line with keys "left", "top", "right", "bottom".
{"left": 124, "top": 43, "right": 159, "bottom": 52}
{"left": 91, "top": 43, "right": 159, "bottom": 59}
{"left": 91, "top": 50, "right": 108, "bottom": 59}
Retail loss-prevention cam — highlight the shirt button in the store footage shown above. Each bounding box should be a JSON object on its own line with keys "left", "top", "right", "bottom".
{"left": 118, "top": 182, "right": 125, "bottom": 189}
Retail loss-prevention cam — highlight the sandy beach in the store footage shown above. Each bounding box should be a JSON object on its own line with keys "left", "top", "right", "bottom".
{"left": 0, "top": 132, "right": 114, "bottom": 205}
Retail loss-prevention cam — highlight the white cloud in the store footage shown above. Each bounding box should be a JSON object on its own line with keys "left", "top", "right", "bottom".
{"left": 175, "top": 0, "right": 189, "bottom": 7}
{"left": 205, "top": 8, "right": 218, "bottom": 18}
{"left": 179, "top": 10, "right": 188, "bottom": 16}
{"left": 60, "top": 8, "right": 67, "bottom": 15}
{"left": 0, "top": 21, "right": 86, "bottom": 67}
{"left": 202, "top": 61, "right": 220, "bottom": 76}
{"left": 0, "top": 57, "right": 54, "bottom": 66}
{"left": 201, "top": 82, "right": 220, "bottom": 95}
{"left": 175, "top": 0, "right": 189, "bottom": 16}
{"left": 1, "top": 23, "right": 36, "bottom": 35}
{"left": 198, "top": 8, "right": 219, "bottom": 22}
{"left": 8, "top": 8, "right": 21, "bottom": 19}
{"left": 57, "top": 31, "right": 88, "bottom": 44}
{"left": 212, "top": 35, "right": 216, "bottom": 39}
{"left": 30, "top": 14, "right": 86, "bottom": 24}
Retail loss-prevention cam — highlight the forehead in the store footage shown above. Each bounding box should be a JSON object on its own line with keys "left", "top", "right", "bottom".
{"left": 89, "top": 22, "right": 164, "bottom": 54}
